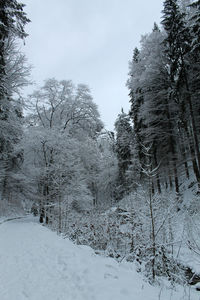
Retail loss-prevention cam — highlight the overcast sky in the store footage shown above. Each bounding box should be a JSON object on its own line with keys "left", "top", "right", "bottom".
{"left": 23, "top": 0, "right": 163, "bottom": 130}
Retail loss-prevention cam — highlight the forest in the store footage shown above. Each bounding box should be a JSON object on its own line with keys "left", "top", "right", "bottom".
{"left": 1, "top": 0, "right": 200, "bottom": 290}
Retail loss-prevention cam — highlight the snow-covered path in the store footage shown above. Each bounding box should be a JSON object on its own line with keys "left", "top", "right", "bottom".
{"left": 0, "top": 216, "right": 199, "bottom": 300}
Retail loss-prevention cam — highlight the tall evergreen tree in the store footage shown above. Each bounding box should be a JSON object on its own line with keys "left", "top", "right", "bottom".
{"left": 0, "top": 1, "right": 29, "bottom": 201}
{"left": 161, "top": 0, "right": 200, "bottom": 192}
{"left": 114, "top": 109, "right": 133, "bottom": 197}
{"left": 128, "top": 47, "right": 146, "bottom": 179}
{"left": 0, "top": 0, "right": 30, "bottom": 96}
{"left": 190, "top": 0, "right": 200, "bottom": 52}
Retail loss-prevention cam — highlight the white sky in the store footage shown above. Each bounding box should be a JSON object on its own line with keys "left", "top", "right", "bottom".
{"left": 22, "top": 0, "right": 163, "bottom": 130}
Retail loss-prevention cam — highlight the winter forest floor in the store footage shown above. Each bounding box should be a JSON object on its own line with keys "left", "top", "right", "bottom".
{"left": 0, "top": 216, "right": 199, "bottom": 300}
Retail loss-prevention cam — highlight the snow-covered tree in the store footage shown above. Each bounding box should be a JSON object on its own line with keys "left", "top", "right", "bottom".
{"left": 189, "top": 0, "right": 200, "bottom": 52}
{"left": 114, "top": 109, "right": 133, "bottom": 198}
{"left": 0, "top": 1, "right": 29, "bottom": 205}
{"left": 96, "top": 131, "right": 118, "bottom": 206}
{"left": 0, "top": 40, "right": 30, "bottom": 202}
{"left": 24, "top": 79, "right": 103, "bottom": 224}
{"left": 127, "top": 28, "right": 179, "bottom": 193}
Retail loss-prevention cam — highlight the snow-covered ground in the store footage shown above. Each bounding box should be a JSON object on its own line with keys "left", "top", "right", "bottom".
{"left": 0, "top": 216, "right": 199, "bottom": 300}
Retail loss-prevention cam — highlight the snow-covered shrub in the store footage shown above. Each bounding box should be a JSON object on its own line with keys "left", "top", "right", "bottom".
{"left": 46, "top": 186, "right": 195, "bottom": 284}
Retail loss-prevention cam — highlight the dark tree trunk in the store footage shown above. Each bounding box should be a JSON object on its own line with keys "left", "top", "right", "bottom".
{"left": 169, "top": 173, "right": 173, "bottom": 190}
{"left": 185, "top": 124, "right": 200, "bottom": 189}
{"left": 153, "top": 150, "right": 161, "bottom": 194}
{"left": 173, "top": 160, "right": 179, "bottom": 195}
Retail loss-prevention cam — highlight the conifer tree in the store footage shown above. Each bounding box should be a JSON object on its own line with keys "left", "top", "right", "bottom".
{"left": 114, "top": 109, "right": 133, "bottom": 197}
{"left": 128, "top": 47, "right": 146, "bottom": 179}
{"left": 161, "top": 0, "right": 200, "bottom": 192}
{"left": 128, "top": 28, "right": 179, "bottom": 193}
{"left": 190, "top": 0, "right": 200, "bottom": 53}
{"left": 0, "top": 1, "right": 30, "bottom": 200}
{"left": 0, "top": 0, "right": 30, "bottom": 97}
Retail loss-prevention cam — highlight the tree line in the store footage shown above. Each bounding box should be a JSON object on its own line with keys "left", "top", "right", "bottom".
{"left": 0, "top": 0, "right": 118, "bottom": 220}
{"left": 119, "top": 0, "right": 200, "bottom": 198}
{"left": 1, "top": 0, "right": 200, "bottom": 224}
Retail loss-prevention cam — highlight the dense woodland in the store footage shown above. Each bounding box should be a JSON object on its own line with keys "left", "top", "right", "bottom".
{"left": 1, "top": 0, "right": 200, "bottom": 284}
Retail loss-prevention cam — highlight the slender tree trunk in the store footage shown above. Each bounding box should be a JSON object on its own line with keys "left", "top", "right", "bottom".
{"left": 169, "top": 172, "right": 173, "bottom": 190}
{"left": 39, "top": 203, "right": 44, "bottom": 223}
{"left": 184, "top": 161, "right": 190, "bottom": 179}
{"left": 185, "top": 124, "right": 200, "bottom": 188}
{"left": 39, "top": 182, "right": 46, "bottom": 223}
{"left": 2, "top": 173, "right": 8, "bottom": 199}
{"left": 173, "top": 160, "right": 179, "bottom": 195}
{"left": 165, "top": 179, "right": 168, "bottom": 190}
{"left": 182, "top": 57, "right": 200, "bottom": 173}
{"left": 45, "top": 184, "right": 49, "bottom": 224}
{"left": 187, "top": 94, "right": 200, "bottom": 170}
{"left": 179, "top": 126, "right": 190, "bottom": 179}
{"left": 149, "top": 177, "right": 156, "bottom": 280}
{"left": 154, "top": 151, "right": 161, "bottom": 194}
{"left": 165, "top": 91, "right": 179, "bottom": 195}
{"left": 151, "top": 181, "right": 155, "bottom": 195}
